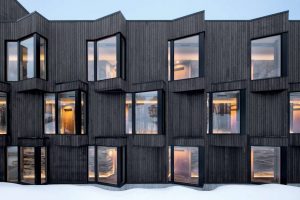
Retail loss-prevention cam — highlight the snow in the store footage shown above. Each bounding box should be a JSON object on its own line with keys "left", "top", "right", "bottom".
{"left": 0, "top": 183, "right": 300, "bottom": 200}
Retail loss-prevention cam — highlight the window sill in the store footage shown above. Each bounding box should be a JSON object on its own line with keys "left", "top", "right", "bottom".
{"left": 128, "top": 134, "right": 165, "bottom": 147}
{"left": 168, "top": 77, "right": 205, "bottom": 93}
{"left": 14, "top": 78, "right": 53, "bottom": 93}
{"left": 45, "top": 134, "right": 88, "bottom": 147}
{"left": 94, "top": 78, "right": 127, "bottom": 93}
{"left": 206, "top": 134, "right": 247, "bottom": 147}
{"left": 250, "top": 77, "right": 287, "bottom": 92}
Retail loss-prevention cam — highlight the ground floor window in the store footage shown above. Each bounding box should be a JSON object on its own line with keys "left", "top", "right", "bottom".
{"left": 251, "top": 146, "right": 281, "bottom": 183}
{"left": 7, "top": 146, "right": 18, "bottom": 182}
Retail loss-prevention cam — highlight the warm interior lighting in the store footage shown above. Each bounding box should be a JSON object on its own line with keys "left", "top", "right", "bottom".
{"left": 98, "top": 148, "right": 117, "bottom": 179}
{"left": 8, "top": 55, "right": 18, "bottom": 61}
{"left": 213, "top": 98, "right": 237, "bottom": 104}
{"left": 252, "top": 54, "right": 274, "bottom": 61}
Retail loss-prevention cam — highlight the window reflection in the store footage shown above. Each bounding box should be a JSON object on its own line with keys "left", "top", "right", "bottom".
{"left": 174, "top": 35, "right": 199, "bottom": 80}
{"left": 87, "top": 42, "right": 95, "bottom": 81}
{"left": 20, "top": 37, "right": 35, "bottom": 80}
{"left": 97, "top": 36, "right": 117, "bottom": 80}
{"left": 41, "top": 147, "right": 47, "bottom": 184}
{"left": 251, "top": 146, "right": 281, "bottom": 183}
{"left": 58, "top": 91, "right": 76, "bottom": 134}
{"left": 81, "top": 92, "right": 86, "bottom": 134}
{"left": 174, "top": 146, "right": 199, "bottom": 185}
{"left": 136, "top": 91, "right": 158, "bottom": 134}
{"left": 44, "top": 93, "right": 56, "bottom": 134}
{"left": 168, "top": 146, "right": 171, "bottom": 181}
{"left": 97, "top": 146, "right": 118, "bottom": 185}
{"left": 7, "top": 147, "right": 18, "bottom": 182}
{"left": 88, "top": 146, "right": 95, "bottom": 182}
{"left": 40, "top": 37, "right": 47, "bottom": 80}
{"left": 290, "top": 92, "right": 300, "bottom": 133}
{"left": 125, "top": 93, "right": 133, "bottom": 134}
{"left": 0, "top": 93, "right": 7, "bottom": 135}
{"left": 7, "top": 42, "right": 18, "bottom": 81}
{"left": 212, "top": 91, "right": 240, "bottom": 134}
{"left": 251, "top": 35, "right": 281, "bottom": 80}
{"left": 20, "top": 147, "right": 35, "bottom": 184}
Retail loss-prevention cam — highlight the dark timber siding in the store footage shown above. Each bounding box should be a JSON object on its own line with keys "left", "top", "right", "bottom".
{"left": 0, "top": 1, "right": 299, "bottom": 185}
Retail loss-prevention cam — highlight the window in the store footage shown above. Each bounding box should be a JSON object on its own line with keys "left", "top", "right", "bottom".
{"left": 126, "top": 91, "right": 163, "bottom": 135}
{"left": 87, "top": 33, "right": 125, "bottom": 81}
{"left": 290, "top": 92, "right": 300, "bottom": 133}
{"left": 0, "top": 93, "right": 7, "bottom": 135}
{"left": 44, "top": 91, "right": 86, "bottom": 135}
{"left": 88, "top": 146, "right": 95, "bottom": 182}
{"left": 207, "top": 91, "right": 241, "bottom": 134}
{"left": 251, "top": 35, "right": 281, "bottom": 80}
{"left": 6, "top": 34, "right": 47, "bottom": 81}
{"left": 7, "top": 146, "right": 18, "bottom": 182}
{"left": 168, "top": 34, "right": 204, "bottom": 81}
{"left": 251, "top": 146, "right": 281, "bottom": 183}
{"left": 20, "top": 147, "right": 35, "bottom": 184}
{"left": 41, "top": 147, "right": 47, "bottom": 184}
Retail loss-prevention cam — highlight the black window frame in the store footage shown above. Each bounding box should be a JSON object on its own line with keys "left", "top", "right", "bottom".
{"left": 43, "top": 90, "right": 87, "bottom": 135}
{"left": 250, "top": 32, "right": 288, "bottom": 81}
{"left": 168, "top": 32, "right": 205, "bottom": 81}
{"left": 87, "top": 145, "right": 126, "bottom": 187}
{"left": 168, "top": 145, "right": 205, "bottom": 187}
{"left": 86, "top": 32, "right": 126, "bottom": 82}
{"left": 207, "top": 90, "right": 246, "bottom": 135}
{"left": 5, "top": 33, "right": 48, "bottom": 82}
{"left": 288, "top": 91, "right": 300, "bottom": 134}
{"left": 125, "top": 90, "right": 164, "bottom": 135}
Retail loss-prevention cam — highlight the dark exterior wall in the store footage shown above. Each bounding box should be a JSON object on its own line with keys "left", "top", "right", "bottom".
{"left": 0, "top": 0, "right": 28, "bottom": 21}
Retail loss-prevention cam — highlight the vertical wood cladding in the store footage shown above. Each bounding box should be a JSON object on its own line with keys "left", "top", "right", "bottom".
{"left": 287, "top": 147, "right": 300, "bottom": 183}
{"left": 0, "top": 0, "right": 28, "bottom": 21}
{"left": 0, "top": 147, "right": 5, "bottom": 181}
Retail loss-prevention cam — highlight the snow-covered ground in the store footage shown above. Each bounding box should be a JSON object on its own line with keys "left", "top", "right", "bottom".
{"left": 1, "top": 183, "right": 300, "bottom": 200}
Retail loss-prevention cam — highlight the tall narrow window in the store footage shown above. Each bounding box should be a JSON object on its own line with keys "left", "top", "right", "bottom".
{"left": 212, "top": 91, "right": 240, "bottom": 134}
{"left": 6, "top": 42, "right": 18, "bottom": 81}
{"left": 7, "top": 146, "right": 18, "bottom": 182}
{"left": 87, "top": 42, "right": 95, "bottom": 81}
{"left": 39, "top": 37, "right": 47, "bottom": 79}
{"left": 168, "top": 41, "right": 171, "bottom": 81}
{"left": 81, "top": 92, "right": 86, "bottom": 134}
{"left": 44, "top": 93, "right": 56, "bottom": 134}
{"left": 20, "top": 147, "right": 35, "bottom": 184}
{"left": 251, "top": 146, "right": 281, "bottom": 183}
{"left": 251, "top": 35, "right": 281, "bottom": 80}
{"left": 174, "top": 146, "right": 199, "bottom": 185}
{"left": 97, "top": 146, "right": 118, "bottom": 185}
{"left": 168, "top": 146, "right": 171, "bottom": 181}
{"left": 88, "top": 146, "right": 95, "bottom": 182}
{"left": 125, "top": 93, "right": 133, "bottom": 134}
{"left": 41, "top": 147, "right": 47, "bottom": 184}
{"left": 20, "top": 37, "right": 35, "bottom": 80}
{"left": 0, "top": 93, "right": 7, "bottom": 135}
{"left": 58, "top": 91, "right": 76, "bottom": 134}
{"left": 290, "top": 92, "right": 300, "bottom": 133}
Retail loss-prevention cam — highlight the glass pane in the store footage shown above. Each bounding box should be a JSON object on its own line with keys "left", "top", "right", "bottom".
{"left": 97, "top": 36, "right": 117, "bottom": 80}
{"left": 7, "top": 147, "right": 18, "bottom": 182}
{"left": 174, "top": 35, "right": 199, "bottom": 80}
{"left": 88, "top": 146, "right": 95, "bottom": 182}
{"left": 20, "top": 147, "right": 35, "bottom": 184}
{"left": 174, "top": 146, "right": 199, "bottom": 185}
{"left": 125, "top": 93, "right": 132, "bottom": 134}
{"left": 251, "top": 35, "right": 281, "bottom": 80}
{"left": 20, "top": 37, "right": 35, "bottom": 80}
{"left": 7, "top": 42, "right": 18, "bottom": 81}
{"left": 251, "top": 146, "right": 281, "bottom": 183}
{"left": 168, "top": 41, "right": 171, "bottom": 81}
{"left": 168, "top": 146, "right": 171, "bottom": 181}
{"left": 40, "top": 37, "right": 47, "bottom": 80}
{"left": 0, "top": 93, "right": 7, "bottom": 135}
{"left": 44, "top": 93, "right": 56, "bottom": 134}
{"left": 81, "top": 92, "right": 86, "bottom": 134}
{"left": 207, "top": 93, "right": 210, "bottom": 134}
{"left": 97, "top": 146, "right": 118, "bottom": 185}
{"left": 290, "top": 92, "right": 300, "bottom": 133}
{"left": 58, "top": 91, "right": 76, "bottom": 134}
{"left": 41, "top": 147, "right": 47, "bottom": 184}
{"left": 212, "top": 91, "right": 240, "bottom": 134}
{"left": 87, "top": 42, "right": 95, "bottom": 81}
{"left": 135, "top": 91, "right": 158, "bottom": 134}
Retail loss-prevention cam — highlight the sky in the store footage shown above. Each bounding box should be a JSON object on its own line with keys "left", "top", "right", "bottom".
{"left": 17, "top": 0, "right": 300, "bottom": 20}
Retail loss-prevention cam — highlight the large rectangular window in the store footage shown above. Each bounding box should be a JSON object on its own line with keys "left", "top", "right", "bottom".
{"left": 58, "top": 91, "right": 76, "bottom": 134}
{"left": 251, "top": 35, "right": 281, "bottom": 80}
{"left": 7, "top": 146, "right": 18, "bottom": 182}
{"left": 290, "top": 92, "right": 300, "bottom": 133}
{"left": 210, "top": 91, "right": 240, "bottom": 134}
{"left": 87, "top": 33, "right": 125, "bottom": 81}
{"left": 44, "top": 93, "right": 56, "bottom": 134}
{"left": 126, "top": 91, "right": 163, "bottom": 135}
{"left": 6, "top": 34, "right": 47, "bottom": 81}
{"left": 20, "top": 147, "right": 35, "bottom": 184}
{"left": 0, "top": 93, "right": 7, "bottom": 135}
{"left": 251, "top": 146, "right": 281, "bottom": 183}
{"left": 168, "top": 34, "right": 204, "bottom": 81}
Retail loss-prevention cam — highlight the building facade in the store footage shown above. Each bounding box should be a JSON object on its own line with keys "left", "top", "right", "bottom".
{"left": 0, "top": 0, "right": 300, "bottom": 187}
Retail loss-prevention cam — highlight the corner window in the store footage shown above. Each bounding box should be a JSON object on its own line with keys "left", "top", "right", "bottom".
{"left": 0, "top": 92, "right": 7, "bottom": 135}
{"left": 126, "top": 91, "right": 163, "bottom": 135}
{"left": 290, "top": 92, "right": 300, "bottom": 133}
{"left": 6, "top": 34, "right": 47, "bottom": 81}
{"left": 251, "top": 35, "right": 281, "bottom": 80}
{"left": 7, "top": 146, "right": 18, "bottom": 182}
{"left": 44, "top": 91, "right": 86, "bottom": 135}
{"left": 87, "top": 33, "right": 125, "bottom": 81}
{"left": 207, "top": 91, "right": 241, "bottom": 134}
{"left": 168, "top": 33, "right": 204, "bottom": 81}
{"left": 251, "top": 146, "right": 281, "bottom": 183}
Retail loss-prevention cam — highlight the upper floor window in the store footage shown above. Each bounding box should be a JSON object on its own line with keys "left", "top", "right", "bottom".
{"left": 290, "top": 92, "right": 300, "bottom": 133}
{"left": 44, "top": 91, "right": 86, "bottom": 135}
{"left": 0, "top": 92, "right": 7, "bottom": 135}
{"left": 6, "top": 34, "right": 47, "bottom": 81}
{"left": 126, "top": 91, "right": 163, "bottom": 134}
{"left": 87, "top": 33, "right": 125, "bottom": 81}
{"left": 168, "top": 33, "right": 204, "bottom": 81}
{"left": 251, "top": 34, "right": 284, "bottom": 80}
